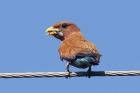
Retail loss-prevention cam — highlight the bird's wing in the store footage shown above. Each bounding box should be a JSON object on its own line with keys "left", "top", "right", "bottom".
{"left": 59, "top": 33, "right": 101, "bottom": 61}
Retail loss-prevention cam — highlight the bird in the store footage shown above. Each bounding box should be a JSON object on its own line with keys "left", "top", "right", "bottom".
{"left": 45, "top": 21, "right": 102, "bottom": 78}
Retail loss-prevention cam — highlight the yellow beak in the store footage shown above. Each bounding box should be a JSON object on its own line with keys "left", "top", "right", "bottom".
{"left": 45, "top": 26, "right": 60, "bottom": 36}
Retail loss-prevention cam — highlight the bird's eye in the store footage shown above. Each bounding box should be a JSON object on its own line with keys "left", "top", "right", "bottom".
{"left": 61, "top": 24, "right": 68, "bottom": 28}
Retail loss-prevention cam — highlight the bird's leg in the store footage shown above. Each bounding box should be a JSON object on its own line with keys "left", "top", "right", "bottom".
{"left": 65, "top": 62, "right": 71, "bottom": 78}
{"left": 86, "top": 66, "right": 92, "bottom": 78}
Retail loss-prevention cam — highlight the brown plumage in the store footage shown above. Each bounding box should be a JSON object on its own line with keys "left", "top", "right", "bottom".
{"left": 59, "top": 31, "right": 100, "bottom": 62}
{"left": 46, "top": 21, "right": 101, "bottom": 78}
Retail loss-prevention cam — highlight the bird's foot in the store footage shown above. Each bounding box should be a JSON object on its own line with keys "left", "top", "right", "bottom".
{"left": 65, "top": 70, "right": 71, "bottom": 79}
{"left": 86, "top": 67, "right": 91, "bottom": 78}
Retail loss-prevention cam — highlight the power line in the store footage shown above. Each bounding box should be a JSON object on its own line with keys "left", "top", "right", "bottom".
{"left": 0, "top": 70, "right": 140, "bottom": 78}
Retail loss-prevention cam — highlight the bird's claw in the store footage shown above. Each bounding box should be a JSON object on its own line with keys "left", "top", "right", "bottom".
{"left": 65, "top": 70, "right": 71, "bottom": 79}
{"left": 86, "top": 71, "right": 91, "bottom": 78}
{"left": 86, "top": 67, "right": 91, "bottom": 78}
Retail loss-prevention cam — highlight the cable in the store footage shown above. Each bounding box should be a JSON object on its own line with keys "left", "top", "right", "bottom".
{"left": 0, "top": 70, "right": 140, "bottom": 78}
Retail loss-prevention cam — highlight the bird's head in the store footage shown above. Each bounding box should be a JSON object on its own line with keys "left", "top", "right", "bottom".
{"left": 45, "top": 21, "right": 80, "bottom": 41}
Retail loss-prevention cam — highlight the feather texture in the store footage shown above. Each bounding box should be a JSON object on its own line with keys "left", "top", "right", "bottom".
{"left": 46, "top": 21, "right": 101, "bottom": 69}
{"left": 59, "top": 32, "right": 100, "bottom": 59}
{"left": 59, "top": 32, "right": 101, "bottom": 68}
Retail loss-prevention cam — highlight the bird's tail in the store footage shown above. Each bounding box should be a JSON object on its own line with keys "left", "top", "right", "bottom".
{"left": 74, "top": 56, "right": 99, "bottom": 67}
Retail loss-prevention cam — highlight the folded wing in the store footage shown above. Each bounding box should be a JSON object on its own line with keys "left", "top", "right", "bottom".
{"left": 59, "top": 32, "right": 101, "bottom": 63}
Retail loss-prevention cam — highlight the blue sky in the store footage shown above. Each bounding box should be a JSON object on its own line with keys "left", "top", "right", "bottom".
{"left": 0, "top": 0, "right": 140, "bottom": 93}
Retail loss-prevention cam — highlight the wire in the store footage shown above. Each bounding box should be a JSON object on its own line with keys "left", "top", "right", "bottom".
{"left": 0, "top": 70, "right": 140, "bottom": 78}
